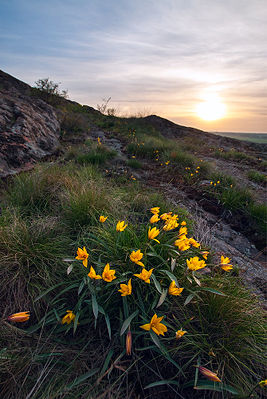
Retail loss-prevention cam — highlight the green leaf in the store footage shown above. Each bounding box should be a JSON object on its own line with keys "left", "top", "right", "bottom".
{"left": 78, "top": 278, "right": 86, "bottom": 295}
{"left": 199, "top": 287, "right": 226, "bottom": 296}
{"left": 92, "top": 294, "right": 98, "bottom": 320}
{"left": 149, "top": 330, "right": 161, "bottom": 349}
{"left": 184, "top": 293, "right": 195, "bottom": 305}
{"left": 66, "top": 368, "right": 99, "bottom": 390}
{"left": 162, "top": 270, "right": 179, "bottom": 288}
{"left": 151, "top": 274, "right": 162, "bottom": 294}
{"left": 193, "top": 380, "right": 239, "bottom": 394}
{"left": 34, "top": 282, "right": 66, "bottom": 302}
{"left": 145, "top": 380, "right": 180, "bottom": 389}
{"left": 100, "top": 349, "right": 114, "bottom": 375}
{"left": 120, "top": 310, "right": 139, "bottom": 336}
{"left": 156, "top": 289, "right": 168, "bottom": 308}
{"left": 73, "top": 312, "right": 80, "bottom": 334}
{"left": 192, "top": 272, "right": 201, "bottom": 286}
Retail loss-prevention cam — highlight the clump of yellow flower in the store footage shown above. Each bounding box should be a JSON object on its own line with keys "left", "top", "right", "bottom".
{"left": 62, "top": 310, "right": 76, "bottom": 325}
{"left": 88, "top": 266, "right": 102, "bottom": 280}
{"left": 102, "top": 263, "right": 116, "bottom": 282}
{"left": 140, "top": 314, "right": 167, "bottom": 336}
{"left": 118, "top": 279, "right": 132, "bottom": 296}
{"left": 168, "top": 281, "right": 184, "bottom": 296}
{"left": 220, "top": 255, "right": 233, "bottom": 271}
{"left": 176, "top": 328, "right": 187, "bottom": 339}
{"left": 134, "top": 268, "right": 153, "bottom": 283}
{"left": 130, "top": 250, "right": 145, "bottom": 267}
{"left": 148, "top": 227, "right": 160, "bottom": 243}
{"left": 150, "top": 214, "right": 160, "bottom": 223}
{"left": 259, "top": 380, "right": 267, "bottom": 387}
{"left": 116, "top": 220, "right": 127, "bottom": 232}
{"left": 76, "top": 247, "right": 89, "bottom": 267}
{"left": 99, "top": 215, "right": 108, "bottom": 223}
{"left": 186, "top": 256, "right": 206, "bottom": 271}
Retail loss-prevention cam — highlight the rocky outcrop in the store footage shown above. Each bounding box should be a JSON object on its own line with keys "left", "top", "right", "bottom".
{"left": 0, "top": 70, "right": 60, "bottom": 177}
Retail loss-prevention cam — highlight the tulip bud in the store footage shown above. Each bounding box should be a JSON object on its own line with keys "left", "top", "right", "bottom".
{"left": 198, "top": 366, "right": 221, "bottom": 382}
{"left": 7, "top": 311, "right": 30, "bottom": 322}
{"left": 126, "top": 330, "right": 132, "bottom": 356}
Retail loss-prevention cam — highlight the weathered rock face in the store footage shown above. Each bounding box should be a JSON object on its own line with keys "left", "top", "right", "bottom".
{"left": 0, "top": 70, "right": 60, "bottom": 177}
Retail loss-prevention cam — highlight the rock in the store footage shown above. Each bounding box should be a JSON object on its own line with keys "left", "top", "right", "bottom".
{"left": 0, "top": 70, "right": 60, "bottom": 177}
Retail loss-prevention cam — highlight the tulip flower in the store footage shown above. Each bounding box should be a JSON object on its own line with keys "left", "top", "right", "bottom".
{"left": 198, "top": 366, "right": 222, "bottom": 383}
{"left": 61, "top": 310, "right": 76, "bottom": 325}
{"left": 176, "top": 329, "right": 187, "bottom": 339}
{"left": 150, "top": 214, "right": 160, "bottom": 223}
{"left": 168, "top": 281, "right": 184, "bottom": 296}
{"left": 99, "top": 215, "right": 108, "bottom": 223}
{"left": 201, "top": 251, "right": 209, "bottom": 260}
{"left": 181, "top": 221, "right": 187, "bottom": 226}
{"left": 8, "top": 311, "right": 30, "bottom": 322}
{"left": 140, "top": 314, "right": 167, "bottom": 336}
{"left": 102, "top": 263, "right": 116, "bottom": 282}
{"left": 220, "top": 255, "right": 233, "bottom": 271}
{"left": 130, "top": 250, "right": 145, "bottom": 267}
{"left": 186, "top": 257, "right": 206, "bottom": 271}
{"left": 76, "top": 247, "right": 89, "bottom": 267}
{"left": 118, "top": 279, "right": 132, "bottom": 296}
{"left": 179, "top": 226, "right": 188, "bottom": 236}
{"left": 259, "top": 380, "right": 267, "bottom": 387}
{"left": 134, "top": 268, "right": 153, "bottom": 284}
{"left": 188, "top": 238, "right": 200, "bottom": 248}
{"left": 174, "top": 238, "right": 191, "bottom": 251}
{"left": 148, "top": 227, "right": 160, "bottom": 243}
{"left": 116, "top": 220, "right": 127, "bottom": 232}
{"left": 150, "top": 207, "right": 160, "bottom": 214}
{"left": 160, "top": 212, "right": 172, "bottom": 220}
{"left": 88, "top": 266, "right": 102, "bottom": 280}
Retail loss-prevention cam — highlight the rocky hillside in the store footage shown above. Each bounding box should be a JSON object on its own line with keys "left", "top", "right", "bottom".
{"left": 0, "top": 69, "right": 266, "bottom": 302}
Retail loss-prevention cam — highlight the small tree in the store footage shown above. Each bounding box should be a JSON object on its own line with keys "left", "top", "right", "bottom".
{"left": 34, "top": 78, "right": 68, "bottom": 104}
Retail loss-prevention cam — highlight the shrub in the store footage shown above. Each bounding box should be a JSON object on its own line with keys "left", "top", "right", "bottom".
{"left": 247, "top": 170, "right": 266, "bottom": 184}
{"left": 76, "top": 144, "right": 116, "bottom": 165}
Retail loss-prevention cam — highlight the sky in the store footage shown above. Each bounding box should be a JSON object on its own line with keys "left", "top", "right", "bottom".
{"left": 1, "top": 0, "right": 267, "bottom": 132}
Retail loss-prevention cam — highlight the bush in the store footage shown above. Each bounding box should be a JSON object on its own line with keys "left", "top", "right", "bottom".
{"left": 247, "top": 170, "right": 266, "bottom": 184}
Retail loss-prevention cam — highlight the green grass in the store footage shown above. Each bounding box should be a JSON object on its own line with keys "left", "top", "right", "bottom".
{"left": 247, "top": 170, "right": 266, "bottom": 184}
{"left": 126, "top": 158, "right": 143, "bottom": 169}
{"left": 76, "top": 144, "right": 116, "bottom": 165}
{"left": 0, "top": 159, "right": 266, "bottom": 399}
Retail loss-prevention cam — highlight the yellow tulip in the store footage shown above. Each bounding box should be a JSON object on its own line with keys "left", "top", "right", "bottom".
{"left": 150, "top": 214, "right": 160, "bottom": 223}
{"left": 62, "top": 310, "right": 76, "bottom": 325}
{"left": 175, "top": 329, "right": 187, "bottom": 339}
{"left": 99, "top": 215, "right": 108, "bottom": 223}
{"left": 116, "top": 220, "right": 127, "bottom": 232}
{"left": 118, "top": 279, "right": 132, "bottom": 296}
{"left": 102, "top": 263, "right": 116, "bottom": 282}
{"left": 220, "top": 255, "right": 233, "bottom": 271}
{"left": 134, "top": 268, "right": 153, "bottom": 284}
{"left": 168, "top": 281, "right": 184, "bottom": 296}
{"left": 130, "top": 250, "right": 145, "bottom": 267}
{"left": 140, "top": 314, "right": 167, "bottom": 336}
{"left": 88, "top": 266, "right": 102, "bottom": 280}
{"left": 198, "top": 366, "right": 222, "bottom": 383}
{"left": 148, "top": 227, "right": 160, "bottom": 243}
{"left": 150, "top": 207, "right": 160, "bottom": 214}
{"left": 186, "top": 257, "right": 206, "bottom": 271}
{"left": 76, "top": 247, "right": 89, "bottom": 267}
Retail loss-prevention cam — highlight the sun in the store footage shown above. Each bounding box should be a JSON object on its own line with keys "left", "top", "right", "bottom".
{"left": 196, "top": 96, "right": 226, "bottom": 121}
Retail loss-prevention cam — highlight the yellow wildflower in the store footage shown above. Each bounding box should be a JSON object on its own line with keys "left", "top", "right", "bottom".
{"left": 76, "top": 247, "right": 89, "bottom": 267}
{"left": 150, "top": 214, "right": 160, "bottom": 223}
{"left": 118, "top": 279, "right": 132, "bottom": 296}
{"left": 186, "top": 256, "right": 206, "bottom": 271}
{"left": 130, "top": 250, "right": 145, "bottom": 267}
{"left": 220, "top": 255, "right": 233, "bottom": 271}
{"left": 168, "top": 281, "right": 184, "bottom": 296}
{"left": 160, "top": 212, "right": 172, "bottom": 220}
{"left": 198, "top": 366, "right": 221, "bottom": 383}
{"left": 99, "top": 215, "right": 108, "bottom": 223}
{"left": 150, "top": 207, "right": 160, "bottom": 214}
{"left": 88, "top": 266, "right": 102, "bottom": 280}
{"left": 148, "top": 227, "right": 160, "bottom": 243}
{"left": 140, "top": 314, "right": 167, "bottom": 336}
{"left": 201, "top": 251, "right": 209, "bottom": 260}
{"left": 97, "top": 137, "right": 101, "bottom": 145}
{"left": 134, "top": 268, "right": 153, "bottom": 284}
{"left": 102, "top": 263, "right": 116, "bottom": 282}
{"left": 116, "top": 220, "right": 127, "bottom": 232}
{"left": 181, "top": 221, "right": 187, "bottom": 226}
{"left": 188, "top": 237, "right": 200, "bottom": 248}
{"left": 163, "top": 219, "right": 179, "bottom": 231}
{"left": 7, "top": 311, "right": 30, "bottom": 323}
{"left": 176, "top": 328, "right": 187, "bottom": 339}
{"left": 259, "top": 380, "right": 267, "bottom": 387}
{"left": 62, "top": 310, "right": 76, "bottom": 325}
{"left": 174, "top": 238, "right": 191, "bottom": 251}
{"left": 179, "top": 226, "right": 188, "bottom": 236}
